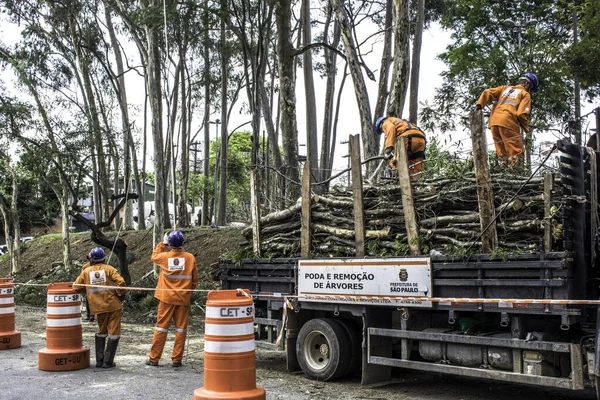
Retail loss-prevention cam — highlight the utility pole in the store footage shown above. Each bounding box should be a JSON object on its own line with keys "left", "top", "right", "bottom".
{"left": 190, "top": 142, "right": 202, "bottom": 174}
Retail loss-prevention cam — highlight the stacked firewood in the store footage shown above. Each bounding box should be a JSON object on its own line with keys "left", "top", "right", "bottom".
{"left": 243, "top": 173, "right": 562, "bottom": 257}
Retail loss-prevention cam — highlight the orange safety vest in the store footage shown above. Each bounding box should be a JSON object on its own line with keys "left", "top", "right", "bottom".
{"left": 382, "top": 118, "right": 427, "bottom": 160}
{"left": 151, "top": 243, "right": 199, "bottom": 306}
{"left": 73, "top": 264, "right": 127, "bottom": 315}
{"left": 476, "top": 84, "right": 531, "bottom": 133}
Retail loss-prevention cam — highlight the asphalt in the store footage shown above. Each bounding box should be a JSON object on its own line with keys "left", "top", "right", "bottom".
{"left": 1, "top": 307, "right": 597, "bottom": 400}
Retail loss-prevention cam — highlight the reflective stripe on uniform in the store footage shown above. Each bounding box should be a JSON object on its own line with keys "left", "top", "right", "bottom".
{"left": 204, "top": 339, "right": 255, "bottom": 353}
{"left": 108, "top": 334, "right": 120, "bottom": 339}
{"left": 87, "top": 287, "right": 115, "bottom": 294}
{"left": 154, "top": 327, "right": 168, "bottom": 333}
{"left": 163, "top": 274, "right": 192, "bottom": 280}
{"left": 47, "top": 306, "right": 82, "bottom": 315}
{"left": 493, "top": 99, "right": 519, "bottom": 107}
{"left": 205, "top": 322, "right": 254, "bottom": 336}
{"left": 175, "top": 328, "right": 188, "bottom": 333}
{"left": 0, "top": 306, "right": 14, "bottom": 314}
{"left": 0, "top": 297, "right": 14, "bottom": 305}
{"left": 46, "top": 317, "right": 82, "bottom": 327}
{"left": 97, "top": 334, "right": 108, "bottom": 338}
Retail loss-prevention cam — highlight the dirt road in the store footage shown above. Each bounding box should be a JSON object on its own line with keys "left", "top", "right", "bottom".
{"left": 1, "top": 307, "right": 595, "bottom": 400}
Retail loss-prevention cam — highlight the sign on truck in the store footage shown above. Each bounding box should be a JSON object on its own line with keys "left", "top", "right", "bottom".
{"left": 298, "top": 258, "right": 433, "bottom": 307}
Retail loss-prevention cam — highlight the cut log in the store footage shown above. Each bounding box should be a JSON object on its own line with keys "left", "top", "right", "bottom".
{"left": 313, "top": 223, "right": 391, "bottom": 239}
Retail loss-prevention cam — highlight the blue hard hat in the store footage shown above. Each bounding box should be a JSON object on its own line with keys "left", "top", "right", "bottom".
{"left": 375, "top": 116, "right": 387, "bottom": 135}
{"left": 90, "top": 247, "right": 106, "bottom": 261}
{"left": 168, "top": 230, "right": 185, "bottom": 248}
{"left": 520, "top": 73, "right": 539, "bottom": 93}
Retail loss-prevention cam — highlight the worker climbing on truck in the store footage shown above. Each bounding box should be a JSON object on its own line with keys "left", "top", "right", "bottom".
{"left": 375, "top": 116, "right": 427, "bottom": 181}
{"left": 475, "top": 73, "right": 539, "bottom": 167}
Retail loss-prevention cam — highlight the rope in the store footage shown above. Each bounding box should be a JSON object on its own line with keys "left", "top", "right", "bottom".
{"left": 12, "top": 280, "right": 600, "bottom": 305}
{"left": 14, "top": 282, "right": 212, "bottom": 293}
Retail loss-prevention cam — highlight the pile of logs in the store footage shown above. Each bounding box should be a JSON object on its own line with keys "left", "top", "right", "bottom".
{"left": 243, "top": 172, "right": 561, "bottom": 257}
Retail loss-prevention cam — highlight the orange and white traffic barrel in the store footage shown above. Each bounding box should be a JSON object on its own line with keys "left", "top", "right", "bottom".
{"left": 194, "top": 289, "right": 265, "bottom": 400}
{"left": 38, "top": 282, "right": 90, "bottom": 371}
{"left": 0, "top": 278, "right": 21, "bottom": 350}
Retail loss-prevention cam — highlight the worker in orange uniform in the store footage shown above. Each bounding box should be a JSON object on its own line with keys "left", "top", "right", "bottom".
{"left": 475, "top": 73, "right": 539, "bottom": 167}
{"left": 375, "top": 116, "right": 427, "bottom": 181}
{"left": 73, "top": 247, "right": 127, "bottom": 368}
{"left": 146, "top": 230, "right": 198, "bottom": 367}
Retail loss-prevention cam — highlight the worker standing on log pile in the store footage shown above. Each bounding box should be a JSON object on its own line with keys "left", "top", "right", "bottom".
{"left": 375, "top": 116, "right": 427, "bottom": 181}
{"left": 73, "top": 247, "right": 127, "bottom": 368}
{"left": 475, "top": 73, "right": 539, "bottom": 167}
{"left": 146, "top": 230, "right": 198, "bottom": 368}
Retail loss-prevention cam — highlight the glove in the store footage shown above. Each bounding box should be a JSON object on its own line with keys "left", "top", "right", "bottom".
{"left": 475, "top": 104, "right": 482, "bottom": 111}
{"left": 163, "top": 232, "right": 169, "bottom": 245}
{"left": 384, "top": 148, "right": 394, "bottom": 160}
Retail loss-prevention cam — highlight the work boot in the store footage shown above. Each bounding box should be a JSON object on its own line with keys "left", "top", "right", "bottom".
{"left": 145, "top": 359, "right": 158, "bottom": 366}
{"left": 95, "top": 334, "right": 106, "bottom": 368}
{"left": 102, "top": 338, "right": 119, "bottom": 368}
{"left": 172, "top": 361, "right": 182, "bottom": 368}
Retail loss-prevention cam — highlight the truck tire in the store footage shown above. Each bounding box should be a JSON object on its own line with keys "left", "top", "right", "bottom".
{"left": 336, "top": 319, "right": 361, "bottom": 377}
{"left": 296, "top": 318, "right": 351, "bottom": 381}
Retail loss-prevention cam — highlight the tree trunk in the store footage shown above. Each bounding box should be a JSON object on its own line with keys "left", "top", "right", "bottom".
{"left": 218, "top": 6, "right": 229, "bottom": 226}
{"left": 301, "top": 0, "right": 319, "bottom": 185}
{"left": 332, "top": 0, "right": 376, "bottom": 162}
{"left": 0, "top": 204, "right": 13, "bottom": 276}
{"left": 145, "top": 0, "right": 165, "bottom": 275}
{"left": 408, "top": 0, "right": 425, "bottom": 124}
{"left": 387, "top": 0, "right": 410, "bottom": 118}
{"left": 69, "top": 16, "right": 109, "bottom": 222}
{"left": 56, "top": 180, "right": 72, "bottom": 269}
{"left": 178, "top": 51, "right": 190, "bottom": 227}
{"left": 138, "top": 81, "right": 148, "bottom": 230}
{"left": 9, "top": 167, "right": 20, "bottom": 274}
{"left": 274, "top": 0, "right": 301, "bottom": 202}
{"left": 374, "top": 0, "right": 394, "bottom": 122}
{"left": 202, "top": 0, "right": 211, "bottom": 226}
{"left": 105, "top": 5, "right": 134, "bottom": 229}
{"left": 320, "top": 6, "right": 341, "bottom": 184}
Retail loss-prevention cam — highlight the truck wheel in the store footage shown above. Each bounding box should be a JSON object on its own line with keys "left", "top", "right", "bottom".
{"left": 336, "top": 319, "right": 361, "bottom": 377}
{"left": 296, "top": 318, "right": 351, "bottom": 381}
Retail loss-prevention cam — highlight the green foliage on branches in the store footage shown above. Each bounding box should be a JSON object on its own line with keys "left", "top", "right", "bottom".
{"left": 566, "top": 0, "right": 600, "bottom": 96}
{"left": 422, "top": 0, "right": 574, "bottom": 133}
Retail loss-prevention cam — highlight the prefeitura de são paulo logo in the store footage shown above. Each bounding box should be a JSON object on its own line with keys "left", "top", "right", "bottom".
{"left": 399, "top": 268, "right": 408, "bottom": 282}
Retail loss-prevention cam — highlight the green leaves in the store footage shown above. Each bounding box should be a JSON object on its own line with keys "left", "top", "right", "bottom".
{"left": 424, "top": 0, "right": 575, "bottom": 132}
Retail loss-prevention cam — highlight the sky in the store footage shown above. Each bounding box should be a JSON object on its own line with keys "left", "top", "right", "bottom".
{"left": 116, "top": 19, "right": 456, "bottom": 178}
{"left": 2, "top": 6, "right": 598, "bottom": 178}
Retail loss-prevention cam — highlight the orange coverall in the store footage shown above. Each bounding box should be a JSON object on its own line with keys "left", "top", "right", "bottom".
{"left": 148, "top": 242, "right": 198, "bottom": 364}
{"left": 476, "top": 84, "right": 531, "bottom": 166}
{"left": 382, "top": 117, "right": 427, "bottom": 180}
{"left": 73, "top": 264, "right": 127, "bottom": 338}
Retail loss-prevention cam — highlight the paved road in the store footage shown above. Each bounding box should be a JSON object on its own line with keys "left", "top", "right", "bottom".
{"left": 1, "top": 307, "right": 596, "bottom": 400}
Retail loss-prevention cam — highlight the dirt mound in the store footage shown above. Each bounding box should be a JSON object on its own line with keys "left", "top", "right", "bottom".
{"left": 0, "top": 227, "right": 244, "bottom": 283}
